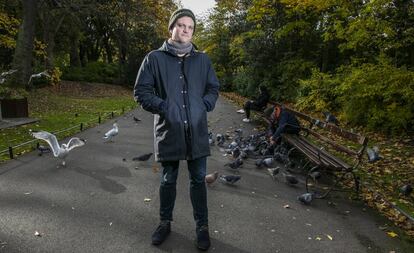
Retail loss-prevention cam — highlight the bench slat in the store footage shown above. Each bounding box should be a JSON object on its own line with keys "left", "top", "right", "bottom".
{"left": 283, "top": 134, "right": 351, "bottom": 170}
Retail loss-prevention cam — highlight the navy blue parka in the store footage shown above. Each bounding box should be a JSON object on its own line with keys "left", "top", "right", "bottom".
{"left": 134, "top": 42, "right": 220, "bottom": 162}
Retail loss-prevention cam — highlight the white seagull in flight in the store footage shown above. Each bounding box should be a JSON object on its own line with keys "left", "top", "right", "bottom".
{"left": 31, "top": 130, "right": 86, "bottom": 166}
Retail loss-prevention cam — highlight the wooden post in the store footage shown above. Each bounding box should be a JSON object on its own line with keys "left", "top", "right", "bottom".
{"left": 8, "top": 146, "right": 13, "bottom": 159}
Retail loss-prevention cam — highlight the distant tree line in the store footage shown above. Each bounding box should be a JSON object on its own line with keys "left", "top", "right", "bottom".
{"left": 195, "top": 0, "right": 414, "bottom": 133}
{"left": 0, "top": 0, "right": 177, "bottom": 88}
{"left": 1, "top": 0, "right": 413, "bottom": 133}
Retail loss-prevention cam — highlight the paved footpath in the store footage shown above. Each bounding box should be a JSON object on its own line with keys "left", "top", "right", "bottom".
{"left": 1, "top": 97, "right": 413, "bottom": 253}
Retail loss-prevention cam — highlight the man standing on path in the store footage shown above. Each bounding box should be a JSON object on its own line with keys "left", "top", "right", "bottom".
{"left": 134, "top": 8, "right": 220, "bottom": 251}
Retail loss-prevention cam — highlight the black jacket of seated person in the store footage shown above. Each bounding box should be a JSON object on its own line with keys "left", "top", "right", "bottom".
{"left": 243, "top": 86, "right": 270, "bottom": 119}
{"left": 267, "top": 105, "right": 301, "bottom": 144}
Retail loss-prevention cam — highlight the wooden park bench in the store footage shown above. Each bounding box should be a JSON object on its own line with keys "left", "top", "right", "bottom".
{"left": 264, "top": 102, "right": 368, "bottom": 199}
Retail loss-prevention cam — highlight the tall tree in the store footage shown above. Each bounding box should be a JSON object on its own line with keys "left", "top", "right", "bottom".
{"left": 11, "top": 0, "right": 37, "bottom": 88}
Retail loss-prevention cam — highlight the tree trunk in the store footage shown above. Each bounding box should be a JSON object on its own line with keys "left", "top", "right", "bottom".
{"left": 11, "top": 0, "right": 37, "bottom": 89}
{"left": 70, "top": 34, "right": 81, "bottom": 67}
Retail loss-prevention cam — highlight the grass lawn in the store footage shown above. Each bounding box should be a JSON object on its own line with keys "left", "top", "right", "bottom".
{"left": 0, "top": 81, "right": 136, "bottom": 161}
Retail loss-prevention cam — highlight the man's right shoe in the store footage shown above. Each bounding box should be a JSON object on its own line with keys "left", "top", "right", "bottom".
{"left": 151, "top": 221, "right": 171, "bottom": 245}
{"left": 237, "top": 109, "right": 245, "bottom": 114}
{"left": 242, "top": 118, "right": 251, "bottom": 123}
{"left": 196, "top": 225, "right": 211, "bottom": 251}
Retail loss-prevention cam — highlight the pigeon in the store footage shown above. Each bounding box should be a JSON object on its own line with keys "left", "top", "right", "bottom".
{"left": 28, "top": 70, "right": 50, "bottom": 86}
{"left": 31, "top": 130, "right": 86, "bottom": 166}
{"left": 133, "top": 116, "right": 141, "bottom": 122}
{"left": 309, "top": 171, "right": 322, "bottom": 180}
{"left": 220, "top": 174, "right": 241, "bottom": 184}
{"left": 322, "top": 111, "right": 339, "bottom": 126}
{"left": 255, "top": 158, "right": 264, "bottom": 168}
{"left": 208, "top": 132, "right": 215, "bottom": 145}
{"left": 36, "top": 142, "right": 51, "bottom": 156}
{"left": 0, "top": 69, "right": 17, "bottom": 84}
{"left": 103, "top": 123, "right": 119, "bottom": 142}
{"left": 205, "top": 171, "right": 219, "bottom": 185}
{"left": 225, "top": 158, "right": 243, "bottom": 170}
{"left": 232, "top": 147, "right": 241, "bottom": 159}
{"left": 234, "top": 128, "right": 243, "bottom": 135}
{"left": 262, "top": 157, "right": 276, "bottom": 167}
{"left": 298, "top": 193, "right": 314, "bottom": 205}
{"left": 366, "top": 146, "right": 381, "bottom": 162}
{"left": 256, "top": 157, "right": 275, "bottom": 168}
{"left": 283, "top": 172, "right": 299, "bottom": 185}
{"left": 267, "top": 167, "right": 280, "bottom": 179}
{"left": 216, "top": 133, "right": 225, "bottom": 146}
{"left": 239, "top": 150, "right": 248, "bottom": 159}
{"left": 400, "top": 184, "right": 413, "bottom": 196}
{"left": 132, "top": 152, "right": 153, "bottom": 161}
{"left": 228, "top": 141, "right": 238, "bottom": 149}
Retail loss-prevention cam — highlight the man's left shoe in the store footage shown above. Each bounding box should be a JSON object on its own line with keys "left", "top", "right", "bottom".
{"left": 242, "top": 118, "right": 251, "bottom": 123}
{"left": 237, "top": 109, "right": 245, "bottom": 114}
{"left": 196, "top": 225, "right": 211, "bottom": 251}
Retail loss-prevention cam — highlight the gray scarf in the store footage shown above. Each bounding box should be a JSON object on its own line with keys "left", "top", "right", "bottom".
{"left": 167, "top": 39, "right": 193, "bottom": 56}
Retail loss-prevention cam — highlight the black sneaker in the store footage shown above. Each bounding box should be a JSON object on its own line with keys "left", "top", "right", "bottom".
{"left": 151, "top": 221, "right": 171, "bottom": 245}
{"left": 196, "top": 225, "right": 210, "bottom": 251}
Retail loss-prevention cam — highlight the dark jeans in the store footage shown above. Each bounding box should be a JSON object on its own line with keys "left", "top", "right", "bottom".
{"left": 159, "top": 156, "right": 208, "bottom": 228}
{"left": 244, "top": 100, "right": 264, "bottom": 119}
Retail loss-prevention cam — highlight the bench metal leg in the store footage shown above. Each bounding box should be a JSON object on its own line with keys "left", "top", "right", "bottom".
{"left": 306, "top": 166, "right": 340, "bottom": 199}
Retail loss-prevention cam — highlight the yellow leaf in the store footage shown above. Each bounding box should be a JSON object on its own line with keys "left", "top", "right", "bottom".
{"left": 387, "top": 231, "right": 398, "bottom": 238}
{"left": 315, "top": 236, "right": 322, "bottom": 240}
{"left": 326, "top": 234, "right": 333, "bottom": 240}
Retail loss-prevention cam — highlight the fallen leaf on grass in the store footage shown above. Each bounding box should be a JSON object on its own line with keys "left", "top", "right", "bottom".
{"left": 326, "top": 234, "right": 333, "bottom": 240}
{"left": 34, "top": 231, "right": 42, "bottom": 237}
{"left": 283, "top": 204, "right": 290, "bottom": 209}
{"left": 387, "top": 231, "right": 398, "bottom": 238}
{"left": 315, "top": 236, "right": 322, "bottom": 240}
{"left": 144, "top": 198, "right": 151, "bottom": 202}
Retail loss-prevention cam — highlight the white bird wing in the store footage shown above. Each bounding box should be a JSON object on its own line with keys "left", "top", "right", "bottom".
{"left": 41, "top": 71, "right": 50, "bottom": 78}
{"left": 104, "top": 127, "right": 118, "bottom": 137}
{"left": 32, "top": 131, "right": 60, "bottom": 157}
{"left": 65, "top": 138, "right": 86, "bottom": 151}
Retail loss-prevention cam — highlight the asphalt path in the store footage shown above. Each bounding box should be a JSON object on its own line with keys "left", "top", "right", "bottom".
{"left": 1, "top": 96, "right": 413, "bottom": 253}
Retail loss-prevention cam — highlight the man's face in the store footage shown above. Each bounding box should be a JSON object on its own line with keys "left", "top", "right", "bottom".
{"left": 170, "top": 16, "right": 194, "bottom": 44}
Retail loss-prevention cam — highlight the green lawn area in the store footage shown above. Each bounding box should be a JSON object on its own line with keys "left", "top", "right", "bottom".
{"left": 0, "top": 81, "right": 136, "bottom": 161}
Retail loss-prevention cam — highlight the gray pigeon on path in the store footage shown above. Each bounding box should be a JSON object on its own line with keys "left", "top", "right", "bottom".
{"left": 220, "top": 175, "right": 241, "bottom": 184}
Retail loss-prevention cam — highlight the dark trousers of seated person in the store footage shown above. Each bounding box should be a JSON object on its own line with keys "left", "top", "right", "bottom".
{"left": 244, "top": 101, "right": 264, "bottom": 119}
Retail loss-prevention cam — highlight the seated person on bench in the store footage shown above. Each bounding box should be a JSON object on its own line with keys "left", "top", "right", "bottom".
{"left": 267, "top": 105, "right": 301, "bottom": 151}
{"left": 238, "top": 85, "right": 270, "bottom": 123}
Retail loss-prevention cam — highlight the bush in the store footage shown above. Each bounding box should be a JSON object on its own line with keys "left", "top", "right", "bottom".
{"left": 297, "top": 59, "right": 414, "bottom": 134}
{"left": 338, "top": 61, "right": 414, "bottom": 134}
{"left": 297, "top": 68, "right": 342, "bottom": 112}
{"left": 62, "top": 62, "right": 119, "bottom": 84}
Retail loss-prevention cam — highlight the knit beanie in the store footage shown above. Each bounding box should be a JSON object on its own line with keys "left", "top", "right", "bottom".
{"left": 168, "top": 8, "right": 196, "bottom": 33}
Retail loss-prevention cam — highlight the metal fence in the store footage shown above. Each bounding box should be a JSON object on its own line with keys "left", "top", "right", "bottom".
{"left": 0, "top": 107, "right": 132, "bottom": 160}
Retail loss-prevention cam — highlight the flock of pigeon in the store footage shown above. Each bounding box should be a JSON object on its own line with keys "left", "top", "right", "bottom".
{"left": 203, "top": 128, "right": 316, "bottom": 205}
{"left": 29, "top": 107, "right": 411, "bottom": 204}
